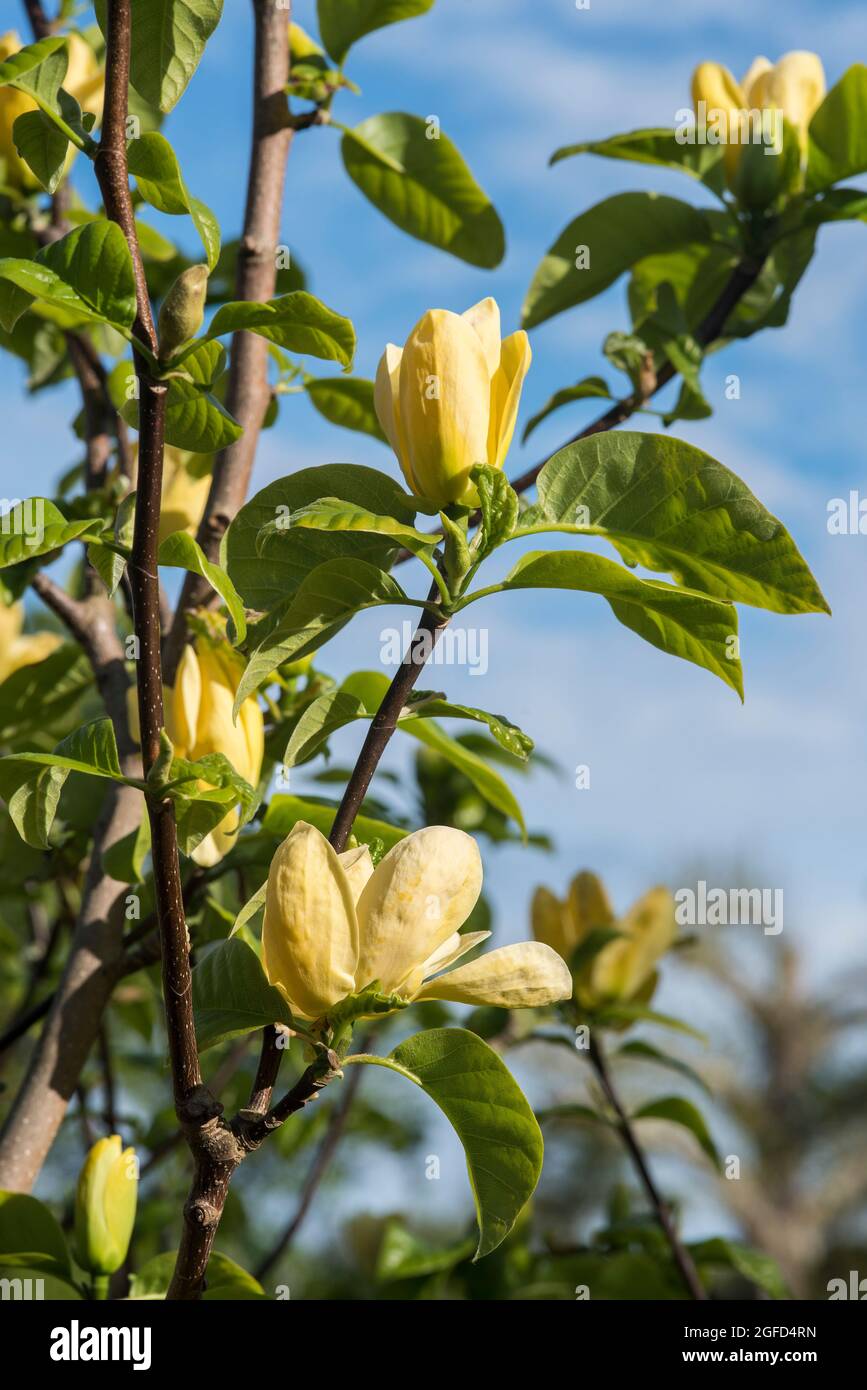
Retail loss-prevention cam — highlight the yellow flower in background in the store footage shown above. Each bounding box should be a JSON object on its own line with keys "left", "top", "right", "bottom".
{"left": 73, "top": 1135, "right": 138, "bottom": 1277}
{"left": 0, "top": 31, "right": 103, "bottom": 191}
{"left": 262, "top": 821, "right": 571, "bottom": 1022}
{"left": 0, "top": 602, "right": 61, "bottom": 683}
{"left": 165, "top": 639, "right": 264, "bottom": 867}
{"left": 374, "top": 297, "right": 531, "bottom": 507}
{"left": 532, "top": 871, "right": 677, "bottom": 1010}
{"left": 157, "top": 446, "right": 211, "bottom": 545}
{"left": 691, "top": 51, "right": 826, "bottom": 191}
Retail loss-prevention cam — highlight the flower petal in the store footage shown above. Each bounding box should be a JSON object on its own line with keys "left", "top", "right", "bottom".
{"left": 354, "top": 825, "right": 482, "bottom": 994}
{"left": 590, "top": 886, "right": 676, "bottom": 1002}
{"left": 421, "top": 929, "right": 491, "bottom": 978}
{"left": 398, "top": 309, "right": 491, "bottom": 505}
{"left": 338, "top": 844, "right": 374, "bottom": 904}
{"left": 461, "top": 296, "right": 501, "bottom": 376}
{"left": 262, "top": 821, "right": 359, "bottom": 1018}
{"left": 416, "top": 941, "right": 572, "bottom": 1008}
{"left": 487, "top": 329, "right": 531, "bottom": 469}
{"left": 741, "top": 55, "right": 773, "bottom": 104}
{"left": 531, "top": 886, "right": 571, "bottom": 958}
{"left": 374, "top": 343, "right": 417, "bottom": 491}
{"left": 168, "top": 643, "right": 201, "bottom": 753}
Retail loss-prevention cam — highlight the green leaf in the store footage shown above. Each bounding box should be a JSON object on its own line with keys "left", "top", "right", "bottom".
{"left": 403, "top": 716, "right": 527, "bottom": 833}
{"left": 229, "top": 880, "right": 267, "bottom": 939}
{"left": 258, "top": 496, "right": 439, "bottom": 555}
{"left": 807, "top": 64, "right": 867, "bottom": 192}
{"left": 0, "top": 644, "right": 91, "bottom": 745}
{"left": 207, "top": 293, "right": 355, "bottom": 369}
{"left": 0, "top": 498, "right": 104, "bottom": 567}
{"left": 158, "top": 530, "right": 247, "bottom": 644}
{"left": 225, "top": 464, "right": 421, "bottom": 611}
{"left": 96, "top": 0, "right": 224, "bottom": 114}
{"left": 0, "top": 221, "right": 137, "bottom": 335}
{"left": 261, "top": 794, "right": 407, "bottom": 852}
{"left": 87, "top": 490, "right": 136, "bottom": 599}
{"left": 318, "top": 0, "right": 434, "bottom": 65}
{"left": 234, "top": 558, "right": 411, "bottom": 711}
{"left": 376, "top": 1218, "right": 475, "bottom": 1283}
{"left": 12, "top": 110, "right": 68, "bottom": 193}
{"left": 551, "top": 128, "right": 726, "bottom": 192}
{"left": 595, "top": 1002, "right": 708, "bottom": 1041}
{"left": 102, "top": 810, "right": 152, "bottom": 885}
{"left": 633, "top": 1095, "right": 719, "bottom": 1166}
{"left": 688, "top": 1238, "right": 790, "bottom": 1300}
{"left": 522, "top": 193, "right": 711, "bottom": 329}
{"left": 477, "top": 550, "right": 743, "bottom": 697}
{"left": 0, "top": 1192, "right": 72, "bottom": 1280}
{"left": 341, "top": 113, "right": 505, "bottom": 268}
{"left": 164, "top": 750, "right": 257, "bottom": 856}
{"left": 350, "top": 1029, "right": 543, "bottom": 1258}
{"left": 0, "top": 38, "right": 66, "bottom": 91}
{"left": 471, "top": 464, "right": 519, "bottom": 560}
{"left": 192, "top": 938, "right": 292, "bottom": 1050}
{"left": 304, "top": 376, "right": 387, "bottom": 442}
{"left": 129, "top": 1249, "right": 267, "bottom": 1300}
{"left": 522, "top": 433, "right": 829, "bottom": 616}
{"left": 127, "top": 132, "right": 220, "bottom": 269}
{"left": 522, "top": 376, "right": 612, "bottom": 442}
{"left": 616, "top": 1039, "right": 710, "bottom": 1096}
{"left": 123, "top": 341, "right": 242, "bottom": 452}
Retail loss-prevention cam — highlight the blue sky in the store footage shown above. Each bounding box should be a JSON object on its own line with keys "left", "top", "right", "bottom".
{"left": 6, "top": 0, "right": 867, "bottom": 1237}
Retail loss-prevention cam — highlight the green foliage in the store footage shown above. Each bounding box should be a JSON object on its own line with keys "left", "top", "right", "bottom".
{"left": 519, "top": 432, "right": 829, "bottom": 615}
{"left": 127, "top": 132, "right": 220, "bottom": 269}
{"left": 341, "top": 113, "right": 505, "bottom": 267}
{"left": 260, "top": 793, "right": 407, "bottom": 852}
{"left": 0, "top": 498, "right": 104, "bottom": 567}
{"left": 807, "top": 64, "right": 867, "bottom": 192}
{"left": 632, "top": 1095, "right": 719, "bottom": 1167}
{"left": 120, "top": 341, "right": 242, "bottom": 452}
{"left": 304, "top": 375, "right": 387, "bottom": 441}
{"left": 12, "top": 110, "right": 68, "bottom": 193}
{"left": 96, "top": 0, "right": 224, "bottom": 114}
{"left": 0, "top": 1192, "right": 74, "bottom": 1284}
{"left": 0, "top": 718, "right": 126, "bottom": 848}
{"left": 350, "top": 1028, "right": 543, "bottom": 1258}
{"left": 522, "top": 376, "right": 612, "bottom": 442}
{"left": 318, "top": 0, "right": 435, "bottom": 65}
{"left": 551, "top": 128, "right": 726, "bottom": 192}
{"left": 192, "top": 938, "right": 292, "bottom": 1050}
{"left": 129, "top": 1249, "right": 266, "bottom": 1300}
{"left": 522, "top": 194, "right": 711, "bottom": 328}
{"left": 158, "top": 530, "right": 247, "bottom": 644}
{"left": 206, "top": 293, "right": 355, "bottom": 368}
{"left": 0, "top": 221, "right": 137, "bottom": 337}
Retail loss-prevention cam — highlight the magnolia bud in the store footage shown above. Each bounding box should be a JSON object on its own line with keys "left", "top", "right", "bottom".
{"left": 158, "top": 264, "right": 209, "bottom": 360}
{"left": 73, "top": 1135, "right": 138, "bottom": 1277}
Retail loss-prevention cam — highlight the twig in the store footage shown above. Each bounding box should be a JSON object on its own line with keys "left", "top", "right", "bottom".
{"left": 588, "top": 1032, "right": 707, "bottom": 1300}
{"left": 98, "top": 1025, "right": 117, "bottom": 1133}
{"left": 329, "top": 590, "right": 448, "bottom": 853}
{"left": 254, "top": 1039, "right": 368, "bottom": 1283}
{"left": 164, "top": 0, "right": 294, "bottom": 682}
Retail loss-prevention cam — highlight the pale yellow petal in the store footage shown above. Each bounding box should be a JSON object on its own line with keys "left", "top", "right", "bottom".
{"left": 487, "top": 330, "right": 531, "bottom": 470}
{"left": 421, "top": 929, "right": 491, "bottom": 977}
{"left": 590, "top": 886, "right": 676, "bottom": 1002}
{"left": 354, "top": 825, "right": 482, "bottom": 994}
{"left": 461, "top": 296, "right": 501, "bottom": 376}
{"left": 398, "top": 309, "right": 491, "bottom": 505}
{"left": 374, "top": 343, "right": 418, "bottom": 492}
{"left": 691, "top": 61, "right": 748, "bottom": 179}
{"left": 531, "top": 886, "right": 570, "bottom": 958}
{"left": 262, "top": 822, "right": 359, "bottom": 1018}
{"left": 167, "top": 643, "right": 201, "bottom": 753}
{"left": 754, "top": 51, "right": 826, "bottom": 136}
{"left": 338, "top": 844, "right": 375, "bottom": 904}
{"left": 238, "top": 692, "right": 265, "bottom": 788}
{"left": 415, "top": 941, "right": 572, "bottom": 1008}
{"left": 566, "top": 869, "right": 616, "bottom": 941}
{"left": 741, "top": 56, "right": 773, "bottom": 104}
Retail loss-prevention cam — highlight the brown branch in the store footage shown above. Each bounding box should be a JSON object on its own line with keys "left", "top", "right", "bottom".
{"left": 21, "top": 0, "right": 53, "bottom": 40}
{"left": 163, "top": 0, "right": 294, "bottom": 682}
{"left": 328, "top": 590, "right": 448, "bottom": 853}
{"left": 588, "top": 1032, "right": 707, "bottom": 1300}
{"left": 508, "top": 258, "right": 764, "bottom": 497}
{"left": 254, "top": 1038, "right": 368, "bottom": 1284}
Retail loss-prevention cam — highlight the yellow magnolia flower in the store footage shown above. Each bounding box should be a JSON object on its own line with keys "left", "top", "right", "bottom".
{"left": 0, "top": 31, "right": 103, "bottom": 191}
{"left": 692, "top": 51, "right": 825, "bottom": 190}
{"left": 0, "top": 602, "right": 61, "bottom": 683}
{"left": 158, "top": 447, "right": 211, "bottom": 544}
{"left": 166, "top": 639, "right": 264, "bottom": 867}
{"left": 263, "top": 821, "right": 571, "bottom": 1022}
{"left": 73, "top": 1135, "right": 138, "bottom": 1277}
{"left": 532, "top": 871, "right": 676, "bottom": 1010}
{"left": 374, "top": 297, "right": 532, "bottom": 507}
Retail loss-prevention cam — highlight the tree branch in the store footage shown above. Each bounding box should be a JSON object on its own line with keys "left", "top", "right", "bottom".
{"left": 588, "top": 1032, "right": 707, "bottom": 1300}
{"left": 164, "top": 0, "right": 294, "bottom": 682}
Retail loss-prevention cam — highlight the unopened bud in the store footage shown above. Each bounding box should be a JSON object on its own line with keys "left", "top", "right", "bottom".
{"left": 158, "top": 264, "right": 209, "bottom": 360}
